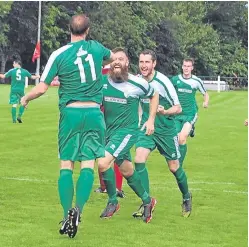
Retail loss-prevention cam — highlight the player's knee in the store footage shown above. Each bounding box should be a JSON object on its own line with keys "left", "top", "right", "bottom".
{"left": 135, "top": 152, "right": 146, "bottom": 163}
{"left": 135, "top": 148, "right": 150, "bottom": 163}
{"left": 168, "top": 160, "right": 179, "bottom": 173}
{"left": 98, "top": 160, "right": 110, "bottom": 172}
{"left": 178, "top": 135, "right": 187, "bottom": 145}
{"left": 80, "top": 160, "right": 95, "bottom": 170}
{"left": 169, "top": 167, "right": 178, "bottom": 173}
{"left": 60, "top": 160, "right": 73, "bottom": 170}
{"left": 121, "top": 167, "right": 133, "bottom": 178}
{"left": 98, "top": 152, "right": 114, "bottom": 172}
{"left": 121, "top": 169, "right": 133, "bottom": 178}
{"left": 119, "top": 161, "right": 133, "bottom": 177}
{"left": 12, "top": 104, "right": 17, "bottom": 108}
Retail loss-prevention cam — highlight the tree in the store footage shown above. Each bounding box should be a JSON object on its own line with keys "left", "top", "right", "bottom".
{"left": 155, "top": 1, "right": 222, "bottom": 75}
{"left": 149, "top": 20, "right": 182, "bottom": 76}
{"left": 0, "top": 1, "right": 13, "bottom": 73}
{"left": 42, "top": 1, "right": 162, "bottom": 71}
{"left": 4, "top": 1, "right": 39, "bottom": 72}
{"left": 204, "top": 1, "right": 248, "bottom": 76}
{"left": 81, "top": 1, "right": 159, "bottom": 72}
{"left": 1, "top": 1, "right": 247, "bottom": 78}
{"left": 41, "top": 3, "right": 70, "bottom": 62}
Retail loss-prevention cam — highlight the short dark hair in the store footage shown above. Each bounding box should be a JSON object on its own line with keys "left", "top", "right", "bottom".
{"left": 14, "top": 60, "right": 22, "bottom": 66}
{"left": 183, "top": 58, "right": 194, "bottom": 65}
{"left": 112, "top": 47, "right": 129, "bottom": 58}
{"left": 140, "top": 49, "right": 157, "bottom": 61}
{"left": 69, "top": 14, "right": 90, "bottom": 35}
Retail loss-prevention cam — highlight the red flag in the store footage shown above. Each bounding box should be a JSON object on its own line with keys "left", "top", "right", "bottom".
{"left": 32, "top": 42, "right": 41, "bottom": 63}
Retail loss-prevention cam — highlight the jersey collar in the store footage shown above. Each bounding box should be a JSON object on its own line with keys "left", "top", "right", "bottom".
{"left": 148, "top": 70, "right": 157, "bottom": 83}
{"left": 181, "top": 74, "right": 192, "bottom": 80}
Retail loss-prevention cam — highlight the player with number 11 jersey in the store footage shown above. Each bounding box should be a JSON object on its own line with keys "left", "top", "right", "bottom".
{"left": 22, "top": 14, "right": 116, "bottom": 238}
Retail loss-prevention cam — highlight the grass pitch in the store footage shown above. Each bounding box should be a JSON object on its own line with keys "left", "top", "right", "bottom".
{"left": 0, "top": 85, "right": 247, "bottom": 247}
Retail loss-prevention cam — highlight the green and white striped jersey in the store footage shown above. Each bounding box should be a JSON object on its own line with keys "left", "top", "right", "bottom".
{"left": 40, "top": 40, "right": 111, "bottom": 111}
{"left": 140, "top": 71, "right": 180, "bottom": 130}
{"left": 5, "top": 68, "right": 31, "bottom": 93}
{"left": 171, "top": 74, "right": 206, "bottom": 115}
{"left": 102, "top": 73, "right": 155, "bottom": 137}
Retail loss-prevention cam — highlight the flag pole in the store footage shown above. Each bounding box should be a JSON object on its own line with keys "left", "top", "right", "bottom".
{"left": 35, "top": 1, "right": 41, "bottom": 85}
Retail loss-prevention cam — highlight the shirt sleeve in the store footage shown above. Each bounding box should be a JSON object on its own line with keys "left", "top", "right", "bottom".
{"left": 137, "top": 79, "right": 155, "bottom": 98}
{"left": 197, "top": 78, "right": 207, "bottom": 95}
{"left": 24, "top": 70, "right": 32, "bottom": 78}
{"left": 164, "top": 80, "right": 180, "bottom": 106}
{"left": 170, "top": 76, "right": 177, "bottom": 87}
{"left": 40, "top": 52, "right": 58, "bottom": 85}
{"left": 4, "top": 70, "right": 13, "bottom": 78}
{"left": 146, "top": 84, "right": 155, "bottom": 98}
{"left": 98, "top": 42, "right": 111, "bottom": 61}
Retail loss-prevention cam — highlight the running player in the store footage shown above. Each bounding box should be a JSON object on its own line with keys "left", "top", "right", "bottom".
{"left": 171, "top": 58, "right": 209, "bottom": 167}
{"left": 98, "top": 47, "right": 159, "bottom": 223}
{"left": 133, "top": 50, "right": 192, "bottom": 218}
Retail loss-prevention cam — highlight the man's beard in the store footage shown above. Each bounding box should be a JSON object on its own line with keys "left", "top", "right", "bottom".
{"left": 109, "top": 65, "right": 128, "bottom": 83}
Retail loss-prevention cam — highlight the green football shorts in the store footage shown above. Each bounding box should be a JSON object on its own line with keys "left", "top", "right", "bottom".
{"left": 105, "top": 129, "right": 138, "bottom": 166}
{"left": 135, "top": 127, "right": 180, "bottom": 161}
{"left": 9, "top": 92, "right": 24, "bottom": 105}
{"left": 58, "top": 106, "right": 106, "bottom": 161}
{"left": 174, "top": 114, "right": 198, "bottom": 133}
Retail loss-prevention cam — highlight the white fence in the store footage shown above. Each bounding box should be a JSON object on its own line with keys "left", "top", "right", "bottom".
{"left": 203, "top": 77, "right": 230, "bottom": 92}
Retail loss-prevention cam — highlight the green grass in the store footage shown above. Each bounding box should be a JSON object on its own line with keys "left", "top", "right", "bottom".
{"left": 0, "top": 85, "right": 247, "bottom": 247}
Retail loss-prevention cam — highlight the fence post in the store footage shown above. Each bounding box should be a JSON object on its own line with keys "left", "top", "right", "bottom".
{"left": 25, "top": 77, "right": 28, "bottom": 88}
{"left": 217, "top": 75, "right": 220, "bottom": 93}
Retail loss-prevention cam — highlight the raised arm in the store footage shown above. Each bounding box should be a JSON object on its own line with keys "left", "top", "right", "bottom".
{"left": 103, "top": 51, "right": 117, "bottom": 66}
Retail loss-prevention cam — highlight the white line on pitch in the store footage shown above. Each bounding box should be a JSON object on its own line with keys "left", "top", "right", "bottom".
{"left": 187, "top": 181, "right": 237, "bottom": 185}
{"left": 159, "top": 181, "right": 237, "bottom": 185}
{"left": 223, "top": 190, "right": 248, "bottom": 194}
{"left": 1, "top": 177, "right": 52, "bottom": 182}
{"left": 0, "top": 177, "right": 241, "bottom": 186}
{"left": 1, "top": 177, "right": 247, "bottom": 194}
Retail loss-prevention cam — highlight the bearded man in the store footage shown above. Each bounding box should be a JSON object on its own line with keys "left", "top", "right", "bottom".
{"left": 98, "top": 47, "right": 159, "bottom": 223}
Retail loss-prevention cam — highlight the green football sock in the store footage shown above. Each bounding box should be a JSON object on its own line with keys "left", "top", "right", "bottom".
{"left": 179, "top": 144, "right": 187, "bottom": 167}
{"left": 11, "top": 107, "right": 17, "bottom": 122}
{"left": 58, "top": 169, "right": 74, "bottom": 218}
{"left": 135, "top": 162, "right": 150, "bottom": 194}
{"left": 76, "top": 168, "right": 94, "bottom": 213}
{"left": 102, "top": 167, "right": 118, "bottom": 204}
{"left": 126, "top": 170, "right": 151, "bottom": 205}
{"left": 18, "top": 105, "right": 25, "bottom": 118}
{"left": 173, "top": 166, "right": 190, "bottom": 200}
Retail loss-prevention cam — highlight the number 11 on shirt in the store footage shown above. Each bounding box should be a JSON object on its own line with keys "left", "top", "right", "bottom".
{"left": 74, "top": 54, "right": 96, "bottom": 83}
